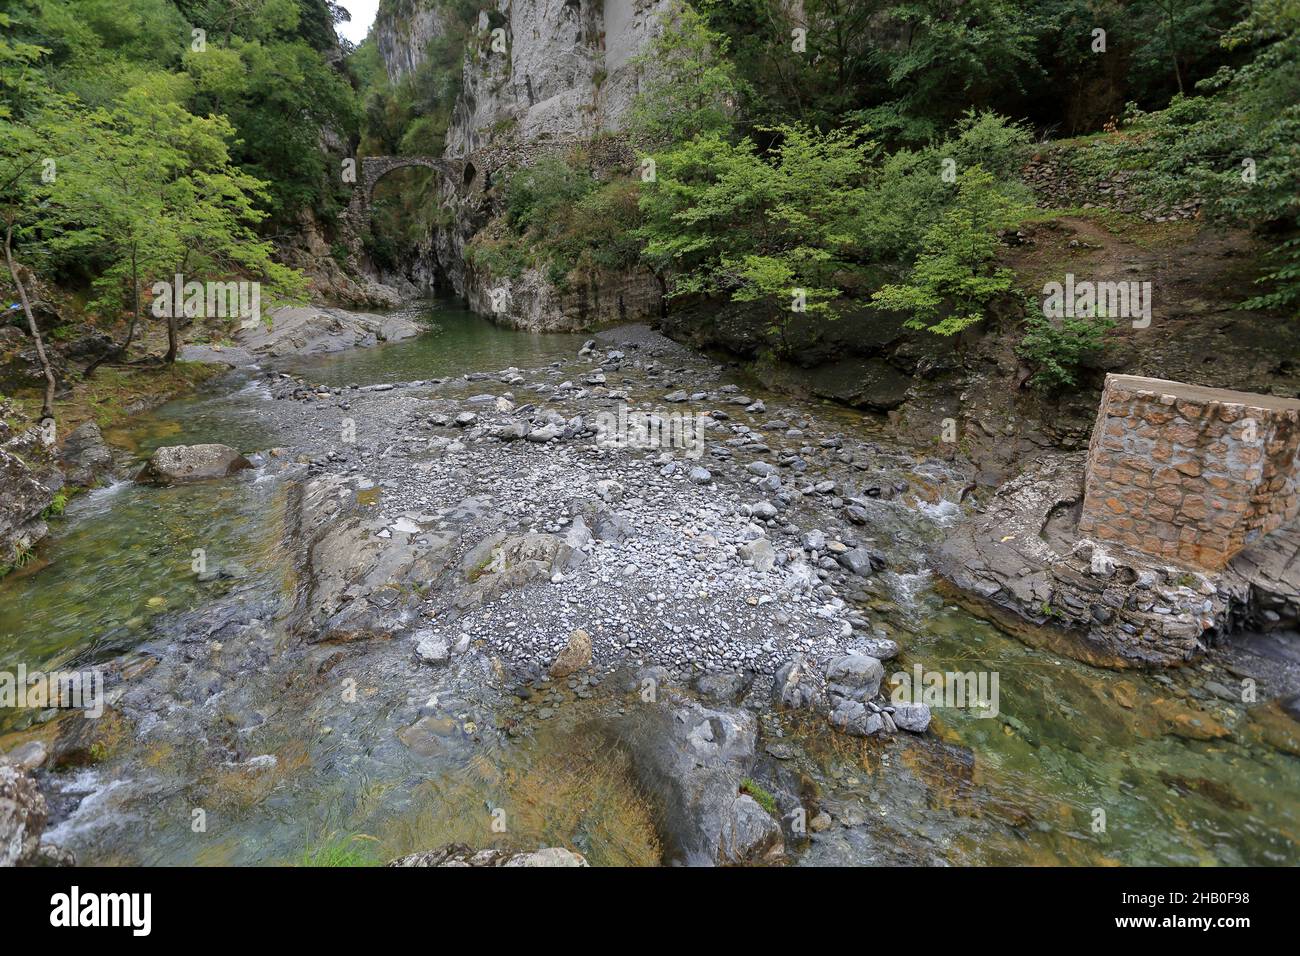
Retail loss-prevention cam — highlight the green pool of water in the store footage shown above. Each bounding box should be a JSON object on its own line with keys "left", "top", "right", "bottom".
{"left": 284, "top": 299, "right": 586, "bottom": 387}
{"left": 903, "top": 606, "right": 1299, "bottom": 865}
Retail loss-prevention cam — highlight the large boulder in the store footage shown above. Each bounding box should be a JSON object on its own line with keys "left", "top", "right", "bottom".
{"left": 136, "top": 444, "right": 252, "bottom": 484}
{"left": 615, "top": 698, "right": 784, "bottom": 866}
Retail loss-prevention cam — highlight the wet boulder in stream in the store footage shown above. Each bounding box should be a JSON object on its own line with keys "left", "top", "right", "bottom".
{"left": 615, "top": 698, "right": 784, "bottom": 866}
{"left": 136, "top": 443, "right": 251, "bottom": 484}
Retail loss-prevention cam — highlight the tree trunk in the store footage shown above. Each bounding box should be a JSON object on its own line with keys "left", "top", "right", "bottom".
{"left": 1167, "top": 10, "right": 1184, "bottom": 93}
{"left": 165, "top": 310, "right": 178, "bottom": 364}
{"left": 84, "top": 247, "right": 141, "bottom": 377}
{"left": 4, "top": 221, "right": 56, "bottom": 423}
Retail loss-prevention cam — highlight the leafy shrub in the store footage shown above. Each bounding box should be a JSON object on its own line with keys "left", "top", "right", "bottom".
{"left": 855, "top": 111, "right": 1034, "bottom": 263}
{"left": 495, "top": 160, "right": 644, "bottom": 288}
{"left": 464, "top": 232, "right": 528, "bottom": 280}
{"left": 1017, "top": 312, "right": 1115, "bottom": 391}
{"left": 504, "top": 157, "right": 596, "bottom": 234}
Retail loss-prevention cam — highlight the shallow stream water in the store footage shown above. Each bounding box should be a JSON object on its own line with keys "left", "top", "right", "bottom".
{"left": 2, "top": 299, "right": 1296, "bottom": 866}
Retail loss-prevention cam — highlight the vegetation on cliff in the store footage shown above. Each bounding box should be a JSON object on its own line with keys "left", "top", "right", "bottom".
{"left": 353, "top": 0, "right": 1296, "bottom": 387}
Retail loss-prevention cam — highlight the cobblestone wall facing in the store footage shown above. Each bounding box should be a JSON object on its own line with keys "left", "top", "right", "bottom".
{"left": 1079, "top": 374, "right": 1300, "bottom": 570}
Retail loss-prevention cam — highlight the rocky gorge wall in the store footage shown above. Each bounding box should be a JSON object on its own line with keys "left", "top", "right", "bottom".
{"left": 370, "top": 0, "right": 672, "bottom": 331}
{"left": 1079, "top": 374, "right": 1300, "bottom": 571}
{"left": 445, "top": 0, "right": 672, "bottom": 156}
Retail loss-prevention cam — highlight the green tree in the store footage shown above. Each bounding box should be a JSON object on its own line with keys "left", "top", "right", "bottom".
{"left": 639, "top": 123, "right": 873, "bottom": 347}
{"left": 184, "top": 32, "right": 359, "bottom": 224}
{"left": 39, "top": 84, "right": 305, "bottom": 370}
{"left": 871, "top": 167, "right": 1029, "bottom": 335}
{"left": 628, "top": 0, "right": 745, "bottom": 148}
{"left": 0, "top": 9, "right": 73, "bottom": 420}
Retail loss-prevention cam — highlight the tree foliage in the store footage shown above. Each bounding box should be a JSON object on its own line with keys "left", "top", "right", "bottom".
{"left": 871, "top": 169, "right": 1030, "bottom": 335}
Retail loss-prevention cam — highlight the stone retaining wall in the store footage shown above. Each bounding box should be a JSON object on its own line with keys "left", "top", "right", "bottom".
{"left": 1079, "top": 374, "right": 1300, "bottom": 570}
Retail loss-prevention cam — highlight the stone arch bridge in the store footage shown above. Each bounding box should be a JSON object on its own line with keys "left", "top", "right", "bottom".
{"left": 345, "top": 155, "right": 470, "bottom": 218}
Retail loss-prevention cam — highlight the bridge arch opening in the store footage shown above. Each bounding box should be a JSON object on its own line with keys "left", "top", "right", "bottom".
{"left": 351, "top": 156, "right": 448, "bottom": 214}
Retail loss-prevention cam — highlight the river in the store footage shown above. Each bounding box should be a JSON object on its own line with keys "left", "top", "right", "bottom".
{"left": 2, "top": 299, "right": 1296, "bottom": 866}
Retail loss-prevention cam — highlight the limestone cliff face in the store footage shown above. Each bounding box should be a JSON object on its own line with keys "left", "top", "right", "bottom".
{"left": 373, "top": 0, "right": 453, "bottom": 84}
{"left": 371, "top": 0, "right": 671, "bottom": 330}
{"left": 447, "top": 0, "right": 671, "bottom": 156}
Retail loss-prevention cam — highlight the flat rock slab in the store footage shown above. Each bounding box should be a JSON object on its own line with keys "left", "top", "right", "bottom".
{"left": 937, "top": 452, "right": 1234, "bottom": 667}
{"left": 235, "top": 305, "right": 421, "bottom": 359}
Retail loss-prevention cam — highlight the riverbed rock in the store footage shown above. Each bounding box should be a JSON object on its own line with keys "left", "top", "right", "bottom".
{"left": 457, "top": 531, "right": 585, "bottom": 611}
{"left": 739, "top": 536, "right": 776, "bottom": 573}
{"left": 234, "top": 305, "right": 420, "bottom": 358}
{"left": 616, "top": 698, "right": 780, "bottom": 865}
{"left": 694, "top": 670, "right": 752, "bottom": 705}
{"left": 825, "top": 653, "right": 885, "bottom": 701}
{"left": 388, "top": 844, "right": 588, "bottom": 867}
{"left": 771, "top": 655, "right": 825, "bottom": 711}
{"left": 136, "top": 444, "right": 252, "bottom": 484}
{"left": 3, "top": 742, "right": 47, "bottom": 772}
{"left": 722, "top": 794, "right": 784, "bottom": 863}
{"left": 857, "top": 637, "right": 900, "bottom": 661}
{"left": 526, "top": 423, "right": 562, "bottom": 442}
{"left": 59, "top": 421, "right": 112, "bottom": 487}
{"left": 592, "top": 510, "right": 634, "bottom": 543}
{"left": 892, "top": 702, "right": 932, "bottom": 733}
{"left": 415, "top": 631, "right": 450, "bottom": 665}
{"left": 0, "top": 761, "right": 46, "bottom": 867}
{"left": 549, "top": 628, "right": 592, "bottom": 678}
{"left": 827, "top": 697, "right": 885, "bottom": 737}
{"left": 488, "top": 421, "right": 529, "bottom": 440}
{"left": 837, "top": 547, "right": 877, "bottom": 576}
{"left": 300, "top": 475, "right": 460, "bottom": 642}
{"left": 49, "top": 708, "right": 133, "bottom": 768}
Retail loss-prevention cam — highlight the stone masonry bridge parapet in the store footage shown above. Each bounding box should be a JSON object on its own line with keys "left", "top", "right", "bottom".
{"left": 1079, "top": 374, "right": 1300, "bottom": 571}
